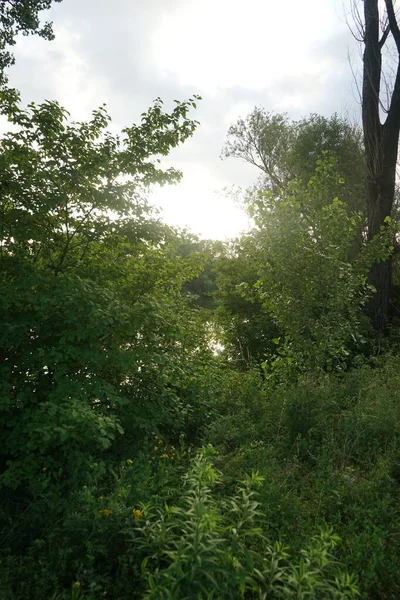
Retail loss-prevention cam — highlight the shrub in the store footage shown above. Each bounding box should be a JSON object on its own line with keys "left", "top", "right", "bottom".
{"left": 137, "top": 448, "right": 359, "bottom": 599}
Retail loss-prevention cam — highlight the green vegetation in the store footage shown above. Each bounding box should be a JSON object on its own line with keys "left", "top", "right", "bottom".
{"left": 1, "top": 2, "right": 400, "bottom": 599}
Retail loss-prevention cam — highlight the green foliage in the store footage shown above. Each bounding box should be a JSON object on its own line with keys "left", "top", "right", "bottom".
{"left": 214, "top": 239, "right": 280, "bottom": 370}
{"left": 0, "top": 433, "right": 195, "bottom": 599}
{"left": 2, "top": 5, "right": 400, "bottom": 599}
{"left": 138, "top": 449, "right": 359, "bottom": 599}
{"left": 0, "top": 93, "right": 205, "bottom": 491}
{"left": 289, "top": 114, "right": 365, "bottom": 212}
{"left": 222, "top": 108, "right": 365, "bottom": 213}
{"left": 206, "top": 356, "right": 400, "bottom": 597}
{"left": 0, "top": 0, "right": 63, "bottom": 82}
{"left": 0, "top": 95, "right": 199, "bottom": 263}
{"left": 0, "top": 53, "right": 232, "bottom": 599}
{"left": 236, "top": 157, "right": 393, "bottom": 377}
{"left": 222, "top": 110, "right": 295, "bottom": 191}
{"left": 178, "top": 238, "right": 222, "bottom": 310}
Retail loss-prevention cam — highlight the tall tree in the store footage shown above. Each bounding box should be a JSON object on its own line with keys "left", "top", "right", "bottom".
{"left": 222, "top": 109, "right": 365, "bottom": 213}
{"left": 359, "top": 0, "right": 400, "bottom": 330}
{"left": 215, "top": 157, "right": 389, "bottom": 379}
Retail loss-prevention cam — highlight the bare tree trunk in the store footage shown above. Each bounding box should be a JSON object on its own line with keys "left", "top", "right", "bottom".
{"left": 362, "top": 0, "right": 400, "bottom": 330}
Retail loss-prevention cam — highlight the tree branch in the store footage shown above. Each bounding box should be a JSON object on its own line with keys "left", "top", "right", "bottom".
{"left": 379, "top": 24, "right": 391, "bottom": 49}
{"left": 384, "top": 0, "right": 400, "bottom": 53}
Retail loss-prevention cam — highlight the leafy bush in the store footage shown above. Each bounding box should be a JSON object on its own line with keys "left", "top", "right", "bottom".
{"left": 137, "top": 448, "right": 359, "bottom": 599}
{"left": 208, "top": 357, "right": 400, "bottom": 597}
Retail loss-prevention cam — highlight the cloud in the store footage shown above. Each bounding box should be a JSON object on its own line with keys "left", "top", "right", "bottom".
{"left": 151, "top": 0, "right": 340, "bottom": 94}
{"left": 6, "top": 0, "right": 362, "bottom": 238}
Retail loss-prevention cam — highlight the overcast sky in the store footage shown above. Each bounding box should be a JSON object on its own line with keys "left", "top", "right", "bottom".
{"left": 9, "top": 0, "right": 361, "bottom": 239}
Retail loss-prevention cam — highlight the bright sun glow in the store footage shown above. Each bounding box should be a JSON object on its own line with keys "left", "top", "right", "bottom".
{"left": 150, "top": 164, "right": 249, "bottom": 240}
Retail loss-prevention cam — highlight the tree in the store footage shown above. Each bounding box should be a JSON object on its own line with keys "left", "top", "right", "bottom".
{"left": 222, "top": 108, "right": 365, "bottom": 212}
{"left": 355, "top": 0, "right": 400, "bottom": 330}
{"left": 214, "top": 157, "right": 392, "bottom": 379}
{"left": 0, "top": 0, "right": 63, "bottom": 84}
{"left": 221, "top": 109, "right": 294, "bottom": 191}
{"left": 214, "top": 239, "right": 280, "bottom": 370}
{"left": 0, "top": 94, "right": 204, "bottom": 488}
{"left": 178, "top": 238, "right": 221, "bottom": 311}
{"left": 290, "top": 114, "right": 365, "bottom": 213}
{"left": 0, "top": 93, "right": 228, "bottom": 597}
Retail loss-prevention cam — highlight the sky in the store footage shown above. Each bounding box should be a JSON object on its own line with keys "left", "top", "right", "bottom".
{"left": 8, "top": 0, "right": 361, "bottom": 239}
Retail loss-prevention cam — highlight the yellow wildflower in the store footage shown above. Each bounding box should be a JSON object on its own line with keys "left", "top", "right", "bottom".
{"left": 100, "top": 508, "right": 112, "bottom": 516}
{"left": 133, "top": 508, "right": 143, "bottom": 520}
{"left": 126, "top": 459, "right": 133, "bottom": 465}
{"left": 73, "top": 582, "right": 81, "bottom": 589}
